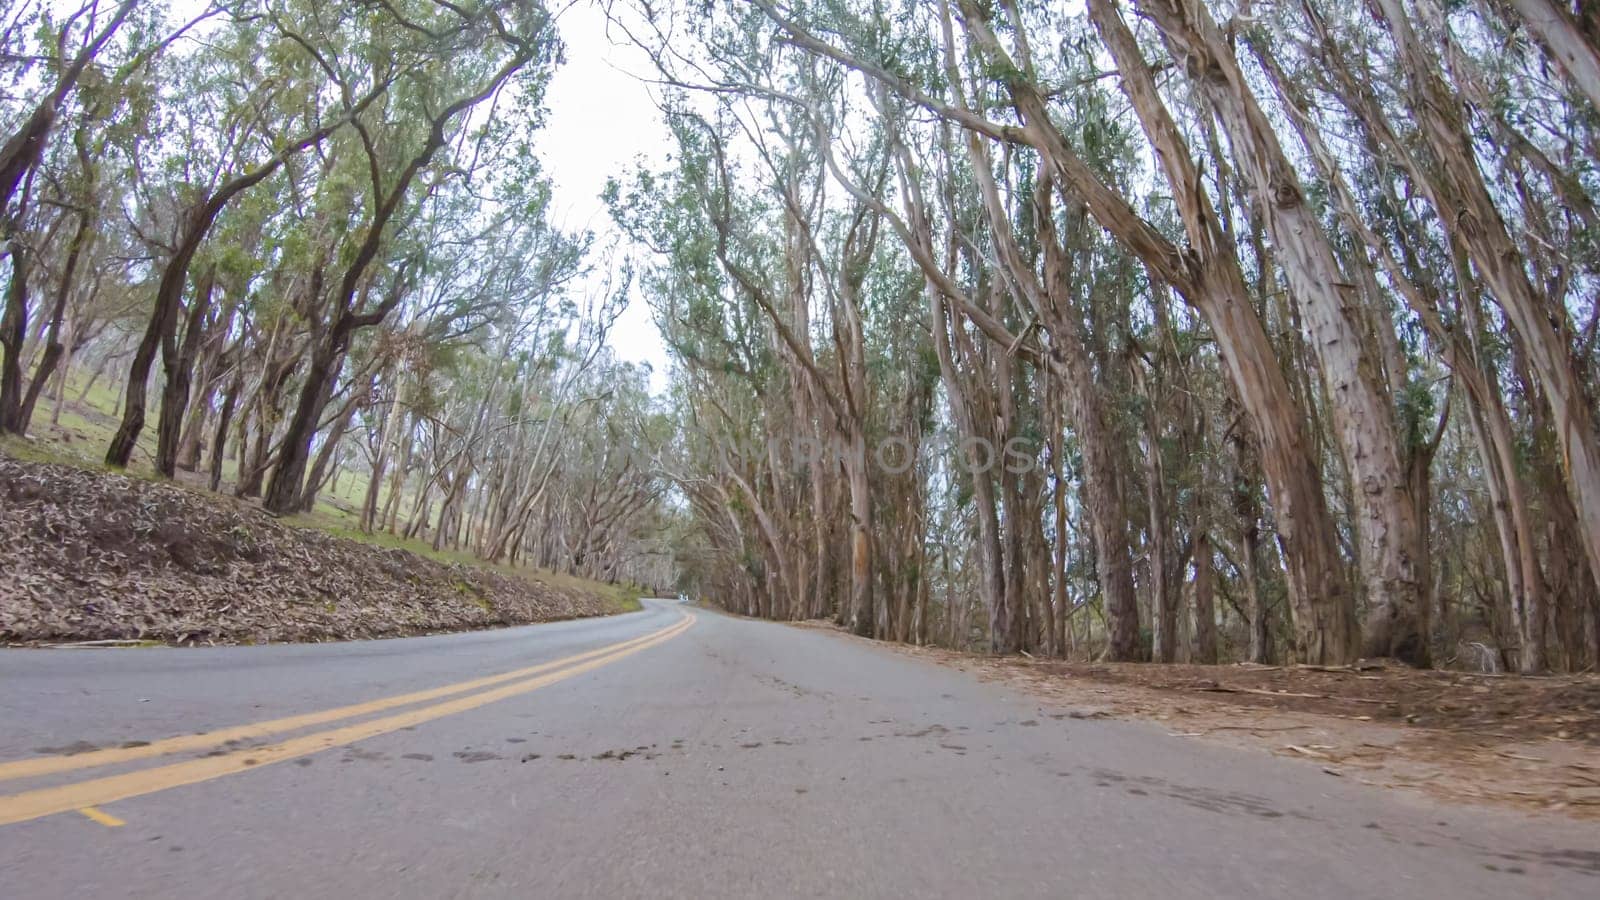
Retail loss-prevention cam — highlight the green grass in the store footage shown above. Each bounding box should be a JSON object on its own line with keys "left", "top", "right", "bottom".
{"left": 40, "top": 369, "right": 414, "bottom": 526}
{"left": 7, "top": 368, "right": 645, "bottom": 616}
{"left": 293, "top": 509, "right": 647, "bottom": 615}
{"left": 13, "top": 370, "right": 158, "bottom": 470}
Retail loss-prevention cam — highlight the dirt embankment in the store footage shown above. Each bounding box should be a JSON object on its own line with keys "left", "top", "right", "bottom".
{"left": 0, "top": 453, "right": 615, "bottom": 644}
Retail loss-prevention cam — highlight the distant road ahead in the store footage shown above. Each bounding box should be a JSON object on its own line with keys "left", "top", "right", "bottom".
{"left": 1, "top": 600, "right": 1594, "bottom": 898}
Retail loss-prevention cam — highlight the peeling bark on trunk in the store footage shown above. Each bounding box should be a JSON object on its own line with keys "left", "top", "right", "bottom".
{"left": 1507, "top": 0, "right": 1600, "bottom": 115}
{"left": 1133, "top": 0, "right": 1425, "bottom": 664}
{"left": 1083, "top": 0, "right": 1357, "bottom": 662}
{"left": 1374, "top": 0, "right": 1600, "bottom": 653}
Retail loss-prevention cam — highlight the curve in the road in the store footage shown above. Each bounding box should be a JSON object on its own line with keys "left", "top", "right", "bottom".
{"left": 0, "top": 611, "right": 690, "bottom": 785}
{"left": 0, "top": 611, "right": 694, "bottom": 826}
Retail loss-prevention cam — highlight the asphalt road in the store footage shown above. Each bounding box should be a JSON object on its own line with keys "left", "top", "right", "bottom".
{"left": 1, "top": 599, "right": 1595, "bottom": 898}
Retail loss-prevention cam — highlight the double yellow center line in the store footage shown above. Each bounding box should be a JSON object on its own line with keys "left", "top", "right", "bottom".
{"left": 0, "top": 612, "right": 694, "bottom": 827}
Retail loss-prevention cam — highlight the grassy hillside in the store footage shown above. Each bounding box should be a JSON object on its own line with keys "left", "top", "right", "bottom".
{"left": 7, "top": 371, "right": 643, "bottom": 630}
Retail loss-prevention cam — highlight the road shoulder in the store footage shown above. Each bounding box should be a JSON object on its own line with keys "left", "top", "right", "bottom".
{"left": 789, "top": 620, "right": 1600, "bottom": 820}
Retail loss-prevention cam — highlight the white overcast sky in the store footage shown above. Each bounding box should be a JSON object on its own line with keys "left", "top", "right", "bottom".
{"left": 543, "top": 1, "right": 675, "bottom": 393}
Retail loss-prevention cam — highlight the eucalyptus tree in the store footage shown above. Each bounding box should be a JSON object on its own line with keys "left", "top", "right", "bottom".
{"left": 534, "top": 358, "right": 666, "bottom": 580}
{"left": 1190, "top": 0, "right": 1600, "bottom": 669}
{"left": 0, "top": 0, "right": 138, "bottom": 218}
{"left": 475, "top": 275, "right": 626, "bottom": 564}
{"left": 104, "top": 1, "right": 399, "bottom": 470}
{"left": 351, "top": 205, "right": 589, "bottom": 533}
{"left": 1088, "top": 0, "right": 1430, "bottom": 662}
{"left": 15, "top": 0, "right": 1599, "bottom": 668}
{"left": 258, "top": 0, "right": 560, "bottom": 515}
{"left": 610, "top": 108, "right": 820, "bottom": 623}
{"left": 727, "top": 0, "right": 1348, "bottom": 662}
{"left": 613, "top": 0, "right": 1600, "bottom": 668}
{"left": 0, "top": 0, "right": 169, "bottom": 435}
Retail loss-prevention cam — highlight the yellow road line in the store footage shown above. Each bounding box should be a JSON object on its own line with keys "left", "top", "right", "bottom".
{"left": 76, "top": 806, "right": 124, "bottom": 828}
{"left": 0, "top": 617, "right": 685, "bottom": 785}
{"left": 0, "top": 614, "right": 693, "bottom": 827}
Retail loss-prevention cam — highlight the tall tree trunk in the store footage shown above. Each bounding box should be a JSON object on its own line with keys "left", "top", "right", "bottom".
{"left": 14, "top": 210, "right": 89, "bottom": 434}
{"left": 1193, "top": 531, "right": 1218, "bottom": 664}
{"left": 845, "top": 422, "right": 874, "bottom": 637}
{"left": 299, "top": 375, "right": 367, "bottom": 512}
{"left": 0, "top": 244, "right": 29, "bottom": 433}
{"left": 154, "top": 266, "right": 217, "bottom": 477}
{"left": 1133, "top": 0, "right": 1425, "bottom": 664}
{"left": 262, "top": 341, "right": 343, "bottom": 514}
{"left": 1050, "top": 412, "right": 1071, "bottom": 658}
{"left": 208, "top": 368, "right": 241, "bottom": 493}
{"left": 1061, "top": 0, "right": 1357, "bottom": 662}
{"left": 1145, "top": 404, "right": 1176, "bottom": 663}
{"left": 177, "top": 318, "right": 234, "bottom": 473}
{"left": 1506, "top": 0, "right": 1600, "bottom": 115}
{"left": 1374, "top": 0, "right": 1600, "bottom": 643}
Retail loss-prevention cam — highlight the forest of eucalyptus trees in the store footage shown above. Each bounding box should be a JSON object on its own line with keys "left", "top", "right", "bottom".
{"left": 0, "top": 0, "right": 671, "bottom": 590}
{"left": 4, "top": 0, "right": 1599, "bottom": 673}
{"left": 608, "top": 0, "right": 1600, "bottom": 672}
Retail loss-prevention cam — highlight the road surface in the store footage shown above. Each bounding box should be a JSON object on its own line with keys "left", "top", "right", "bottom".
{"left": 1, "top": 599, "right": 1594, "bottom": 898}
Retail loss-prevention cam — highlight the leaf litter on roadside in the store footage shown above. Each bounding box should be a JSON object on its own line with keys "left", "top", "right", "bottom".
{"left": 0, "top": 453, "right": 612, "bottom": 645}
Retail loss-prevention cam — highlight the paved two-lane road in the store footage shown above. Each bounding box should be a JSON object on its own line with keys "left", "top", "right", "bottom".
{"left": 1, "top": 600, "right": 1595, "bottom": 898}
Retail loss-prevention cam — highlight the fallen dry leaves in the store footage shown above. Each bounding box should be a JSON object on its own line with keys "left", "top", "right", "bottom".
{"left": 0, "top": 452, "right": 613, "bottom": 645}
